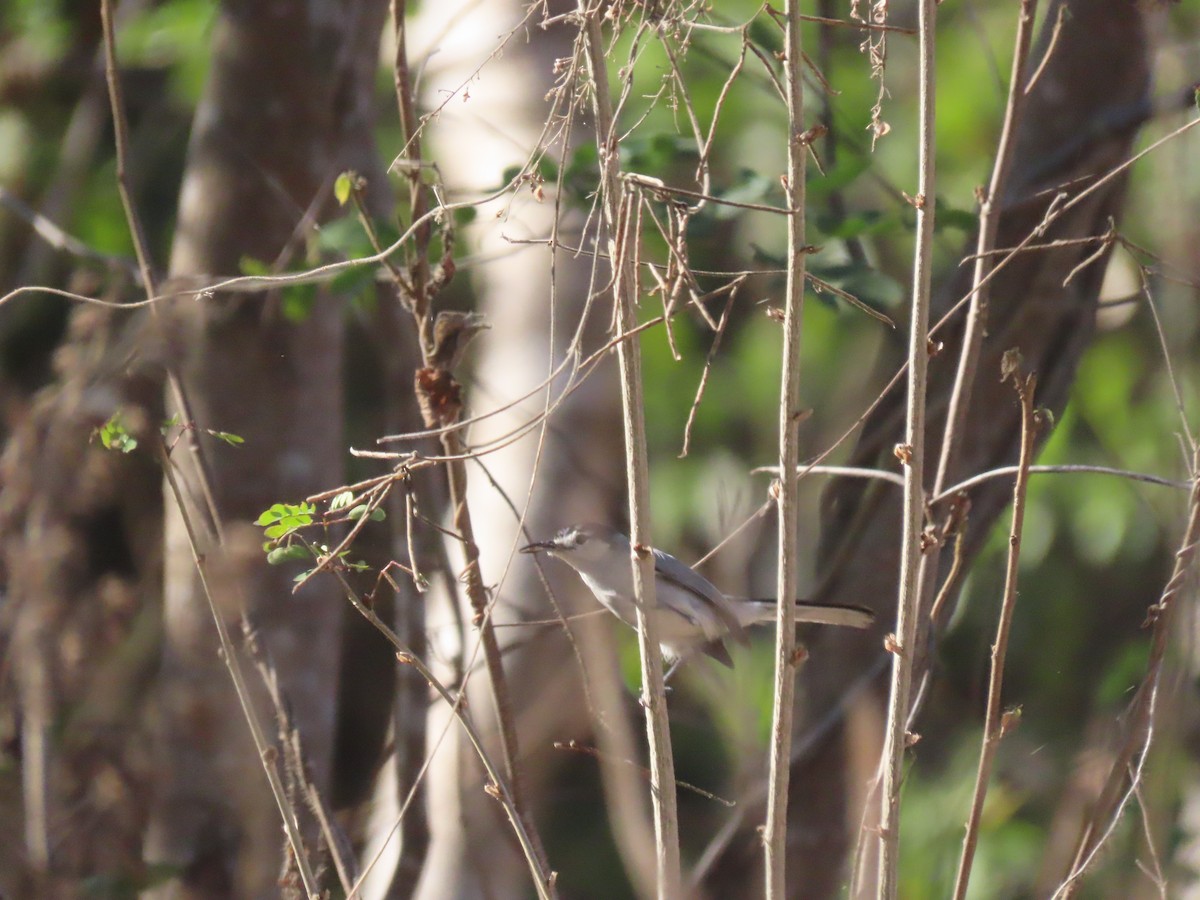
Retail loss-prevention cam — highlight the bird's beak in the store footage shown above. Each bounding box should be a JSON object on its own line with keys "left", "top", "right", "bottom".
{"left": 520, "top": 539, "right": 557, "bottom": 554}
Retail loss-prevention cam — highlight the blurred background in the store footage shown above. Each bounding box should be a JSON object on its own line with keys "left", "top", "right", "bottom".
{"left": 0, "top": 0, "right": 1198, "bottom": 897}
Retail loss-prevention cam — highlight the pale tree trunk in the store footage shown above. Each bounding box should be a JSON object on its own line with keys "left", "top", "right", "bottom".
{"left": 143, "top": 1, "right": 391, "bottom": 895}
{"left": 356, "top": 1, "right": 651, "bottom": 897}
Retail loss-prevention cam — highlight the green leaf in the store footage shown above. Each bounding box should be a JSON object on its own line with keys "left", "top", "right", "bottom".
{"left": 748, "top": 15, "right": 783, "bottom": 56}
{"left": 267, "top": 545, "right": 311, "bottom": 565}
{"left": 255, "top": 502, "right": 315, "bottom": 541}
{"left": 207, "top": 430, "right": 244, "bottom": 446}
{"left": 347, "top": 504, "right": 387, "bottom": 522}
{"left": 708, "top": 169, "right": 780, "bottom": 221}
{"left": 808, "top": 260, "right": 905, "bottom": 312}
{"left": 96, "top": 411, "right": 138, "bottom": 454}
{"left": 814, "top": 209, "right": 892, "bottom": 240}
{"left": 500, "top": 164, "right": 524, "bottom": 188}
{"left": 806, "top": 155, "right": 872, "bottom": 201}
{"left": 334, "top": 171, "right": 354, "bottom": 206}
{"left": 315, "top": 215, "right": 374, "bottom": 258}
{"left": 535, "top": 155, "right": 559, "bottom": 184}
{"left": 330, "top": 491, "right": 355, "bottom": 511}
{"left": 255, "top": 503, "right": 287, "bottom": 526}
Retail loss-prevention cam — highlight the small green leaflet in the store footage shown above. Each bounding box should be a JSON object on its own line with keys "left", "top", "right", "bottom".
{"left": 255, "top": 502, "right": 315, "bottom": 541}
{"left": 207, "top": 430, "right": 244, "bottom": 446}
{"left": 97, "top": 411, "right": 138, "bottom": 454}
{"left": 335, "top": 171, "right": 354, "bottom": 206}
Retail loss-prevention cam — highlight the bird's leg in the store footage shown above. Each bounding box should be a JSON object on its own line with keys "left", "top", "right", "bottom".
{"left": 662, "top": 657, "right": 683, "bottom": 686}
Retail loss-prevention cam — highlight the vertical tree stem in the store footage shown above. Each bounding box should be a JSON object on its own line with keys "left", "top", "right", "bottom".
{"left": 580, "top": 9, "right": 681, "bottom": 896}
{"left": 763, "top": 0, "right": 807, "bottom": 895}
{"left": 952, "top": 366, "right": 1039, "bottom": 899}
{"left": 877, "top": 0, "right": 937, "bottom": 894}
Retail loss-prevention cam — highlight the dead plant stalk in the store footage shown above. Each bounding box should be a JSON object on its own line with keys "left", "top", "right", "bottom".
{"left": 763, "top": 0, "right": 808, "bottom": 895}
{"left": 876, "top": 0, "right": 938, "bottom": 894}
{"left": 580, "top": 5, "right": 681, "bottom": 896}
{"left": 952, "top": 362, "right": 1041, "bottom": 899}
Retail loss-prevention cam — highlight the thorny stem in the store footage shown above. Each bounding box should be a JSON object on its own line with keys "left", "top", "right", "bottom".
{"left": 580, "top": 6, "right": 681, "bottom": 897}
{"left": 952, "top": 362, "right": 1040, "bottom": 900}
{"left": 249, "top": 637, "right": 356, "bottom": 896}
{"left": 877, "top": 0, "right": 936, "bottom": 894}
{"left": 442, "top": 430, "right": 535, "bottom": 810}
{"left": 763, "top": 0, "right": 808, "bottom": 895}
{"left": 914, "top": 11, "right": 1041, "bottom": 892}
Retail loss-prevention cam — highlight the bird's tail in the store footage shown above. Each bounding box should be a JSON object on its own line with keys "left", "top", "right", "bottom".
{"left": 737, "top": 599, "right": 874, "bottom": 630}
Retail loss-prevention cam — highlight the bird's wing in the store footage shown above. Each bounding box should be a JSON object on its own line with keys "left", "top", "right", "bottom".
{"left": 651, "top": 548, "right": 749, "bottom": 646}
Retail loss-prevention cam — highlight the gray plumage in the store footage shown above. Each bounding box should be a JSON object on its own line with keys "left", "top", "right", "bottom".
{"left": 521, "top": 523, "right": 873, "bottom": 674}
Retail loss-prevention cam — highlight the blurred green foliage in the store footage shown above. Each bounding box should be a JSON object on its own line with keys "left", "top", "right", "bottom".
{"left": 1, "top": 0, "right": 1197, "bottom": 895}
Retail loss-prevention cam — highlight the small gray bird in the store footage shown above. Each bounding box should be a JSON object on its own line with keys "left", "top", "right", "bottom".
{"left": 521, "top": 523, "right": 873, "bottom": 679}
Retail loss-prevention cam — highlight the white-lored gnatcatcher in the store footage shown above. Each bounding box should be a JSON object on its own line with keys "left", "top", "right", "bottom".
{"left": 520, "top": 523, "right": 873, "bottom": 679}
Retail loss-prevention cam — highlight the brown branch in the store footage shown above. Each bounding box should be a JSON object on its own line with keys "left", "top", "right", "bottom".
{"left": 763, "top": 0, "right": 809, "bottom": 892}
{"left": 952, "top": 356, "right": 1042, "bottom": 899}
{"left": 933, "top": 0, "right": 1039, "bottom": 498}
{"left": 876, "top": 0, "right": 938, "bottom": 892}
{"left": 1055, "top": 447, "right": 1200, "bottom": 896}
{"left": 581, "top": 4, "right": 681, "bottom": 894}
{"left": 327, "top": 564, "right": 556, "bottom": 898}
{"left": 680, "top": 282, "right": 740, "bottom": 458}
{"left": 156, "top": 445, "right": 320, "bottom": 896}
{"left": 388, "top": 2, "right": 554, "bottom": 895}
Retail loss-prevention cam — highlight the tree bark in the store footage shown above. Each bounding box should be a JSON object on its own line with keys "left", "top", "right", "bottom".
{"left": 143, "top": 2, "right": 391, "bottom": 895}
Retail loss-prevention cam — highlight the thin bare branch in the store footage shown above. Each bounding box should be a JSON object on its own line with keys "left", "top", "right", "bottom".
{"left": 763, "top": 0, "right": 808, "bottom": 893}
{"left": 952, "top": 360, "right": 1041, "bottom": 899}
{"left": 328, "top": 565, "right": 557, "bottom": 899}
{"left": 877, "top": 0, "right": 937, "bottom": 893}
{"left": 1023, "top": 3, "right": 1067, "bottom": 96}
{"left": 680, "top": 282, "right": 740, "bottom": 458}
{"left": 157, "top": 446, "right": 320, "bottom": 897}
{"left": 102, "top": 2, "right": 319, "bottom": 890}
{"left": 553, "top": 741, "right": 736, "bottom": 808}
{"left": 580, "top": 4, "right": 680, "bottom": 894}
{"left": 1052, "top": 448, "right": 1200, "bottom": 897}
{"left": 933, "top": 0, "right": 1039, "bottom": 498}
